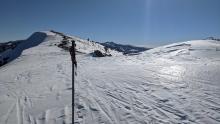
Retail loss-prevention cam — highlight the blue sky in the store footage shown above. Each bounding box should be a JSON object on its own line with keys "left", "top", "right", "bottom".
{"left": 0, "top": 0, "right": 220, "bottom": 46}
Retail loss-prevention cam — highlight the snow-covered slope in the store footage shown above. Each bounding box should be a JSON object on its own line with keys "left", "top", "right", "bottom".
{"left": 0, "top": 32, "right": 49, "bottom": 65}
{"left": 1, "top": 33, "right": 220, "bottom": 124}
{"left": 66, "top": 36, "right": 122, "bottom": 56}
{"left": 0, "top": 33, "right": 72, "bottom": 124}
{"left": 140, "top": 40, "right": 220, "bottom": 61}
{"left": 50, "top": 30, "right": 122, "bottom": 56}
{"left": 74, "top": 40, "right": 220, "bottom": 124}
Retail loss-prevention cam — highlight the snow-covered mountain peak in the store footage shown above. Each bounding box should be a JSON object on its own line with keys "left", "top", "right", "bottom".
{"left": 0, "top": 30, "right": 124, "bottom": 66}
{"left": 47, "top": 30, "right": 123, "bottom": 56}
{"left": 39, "top": 31, "right": 57, "bottom": 36}
{"left": 140, "top": 40, "right": 220, "bottom": 62}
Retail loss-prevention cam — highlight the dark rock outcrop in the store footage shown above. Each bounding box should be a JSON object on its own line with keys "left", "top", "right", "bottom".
{"left": 93, "top": 50, "right": 105, "bottom": 57}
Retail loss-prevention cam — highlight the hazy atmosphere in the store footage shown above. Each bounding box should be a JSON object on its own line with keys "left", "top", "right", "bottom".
{"left": 0, "top": 0, "right": 220, "bottom": 46}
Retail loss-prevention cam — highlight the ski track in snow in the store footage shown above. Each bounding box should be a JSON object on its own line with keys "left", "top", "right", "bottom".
{"left": 0, "top": 40, "right": 72, "bottom": 124}
{"left": 74, "top": 55, "right": 220, "bottom": 124}
{"left": 0, "top": 32, "right": 220, "bottom": 124}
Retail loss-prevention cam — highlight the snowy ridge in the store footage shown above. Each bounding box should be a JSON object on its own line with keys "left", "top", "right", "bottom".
{"left": 1, "top": 30, "right": 150, "bottom": 67}
{"left": 0, "top": 31, "right": 123, "bottom": 66}
{"left": 71, "top": 37, "right": 122, "bottom": 56}
{"left": 50, "top": 30, "right": 123, "bottom": 56}
{"left": 50, "top": 31, "right": 149, "bottom": 56}
{"left": 139, "top": 40, "right": 220, "bottom": 62}
{"left": 0, "top": 32, "right": 49, "bottom": 66}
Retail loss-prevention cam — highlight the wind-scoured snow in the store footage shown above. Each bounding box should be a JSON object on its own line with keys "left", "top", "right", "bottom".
{"left": 0, "top": 32, "right": 220, "bottom": 124}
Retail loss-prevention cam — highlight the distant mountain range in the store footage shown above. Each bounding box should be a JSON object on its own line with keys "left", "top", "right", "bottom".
{"left": 100, "top": 42, "right": 150, "bottom": 55}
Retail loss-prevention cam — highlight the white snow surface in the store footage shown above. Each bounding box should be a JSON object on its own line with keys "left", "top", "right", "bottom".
{"left": 1, "top": 32, "right": 220, "bottom": 124}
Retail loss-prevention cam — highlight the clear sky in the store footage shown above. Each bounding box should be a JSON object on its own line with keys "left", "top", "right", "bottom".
{"left": 0, "top": 0, "right": 220, "bottom": 46}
